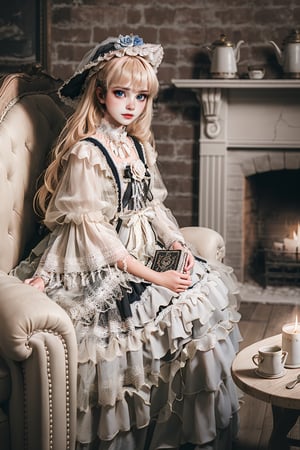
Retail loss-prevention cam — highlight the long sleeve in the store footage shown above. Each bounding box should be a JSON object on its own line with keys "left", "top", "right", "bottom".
{"left": 35, "top": 141, "right": 128, "bottom": 279}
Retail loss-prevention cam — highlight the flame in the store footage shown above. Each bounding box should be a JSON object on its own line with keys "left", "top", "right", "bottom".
{"left": 293, "top": 223, "right": 300, "bottom": 241}
{"left": 294, "top": 315, "right": 299, "bottom": 333}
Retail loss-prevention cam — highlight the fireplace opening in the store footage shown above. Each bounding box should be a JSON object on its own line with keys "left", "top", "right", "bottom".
{"left": 244, "top": 169, "right": 300, "bottom": 287}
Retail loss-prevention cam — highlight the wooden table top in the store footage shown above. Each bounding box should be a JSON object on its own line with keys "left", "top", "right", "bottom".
{"left": 232, "top": 334, "right": 300, "bottom": 410}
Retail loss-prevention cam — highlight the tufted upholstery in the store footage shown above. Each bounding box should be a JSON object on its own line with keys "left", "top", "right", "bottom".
{"left": 0, "top": 72, "right": 227, "bottom": 450}
{"left": 0, "top": 94, "right": 65, "bottom": 273}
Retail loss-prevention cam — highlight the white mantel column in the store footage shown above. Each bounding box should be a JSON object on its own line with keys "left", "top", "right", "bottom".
{"left": 195, "top": 87, "right": 228, "bottom": 237}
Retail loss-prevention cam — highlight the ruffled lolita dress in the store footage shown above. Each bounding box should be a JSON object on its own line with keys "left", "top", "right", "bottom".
{"left": 12, "top": 124, "right": 242, "bottom": 450}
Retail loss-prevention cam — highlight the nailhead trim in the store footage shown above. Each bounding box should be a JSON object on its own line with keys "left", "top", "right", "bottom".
{"left": 23, "top": 329, "right": 71, "bottom": 450}
{"left": 22, "top": 364, "right": 28, "bottom": 450}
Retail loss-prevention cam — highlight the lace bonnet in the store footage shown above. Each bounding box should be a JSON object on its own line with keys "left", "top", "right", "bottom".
{"left": 58, "top": 34, "right": 164, "bottom": 107}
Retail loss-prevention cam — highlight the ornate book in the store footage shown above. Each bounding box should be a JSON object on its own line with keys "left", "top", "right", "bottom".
{"left": 151, "top": 249, "right": 187, "bottom": 273}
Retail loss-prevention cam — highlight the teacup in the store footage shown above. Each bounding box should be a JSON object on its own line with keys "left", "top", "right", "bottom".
{"left": 248, "top": 65, "right": 265, "bottom": 80}
{"left": 252, "top": 345, "right": 288, "bottom": 377}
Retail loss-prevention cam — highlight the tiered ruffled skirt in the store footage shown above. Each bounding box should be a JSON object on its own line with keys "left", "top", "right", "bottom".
{"left": 45, "top": 259, "right": 241, "bottom": 450}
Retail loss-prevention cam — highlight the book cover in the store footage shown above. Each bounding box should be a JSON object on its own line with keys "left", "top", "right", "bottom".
{"left": 151, "top": 249, "right": 187, "bottom": 273}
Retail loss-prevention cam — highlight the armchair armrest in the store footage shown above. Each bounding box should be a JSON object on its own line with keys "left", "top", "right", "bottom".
{"left": 0, "top": 272, "right": 77, "bottom": 450}
{"left": 180, "top": 226, "right": 226, "bottom": 262}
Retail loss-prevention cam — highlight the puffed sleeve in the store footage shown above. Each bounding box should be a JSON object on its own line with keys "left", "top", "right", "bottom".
{"left": 35, "top": 141, "right": 128, "bottom": 279}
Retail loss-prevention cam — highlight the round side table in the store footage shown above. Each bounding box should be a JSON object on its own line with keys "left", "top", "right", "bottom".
{"left": 232, "top": 334, "right": 300, "bottom": 450}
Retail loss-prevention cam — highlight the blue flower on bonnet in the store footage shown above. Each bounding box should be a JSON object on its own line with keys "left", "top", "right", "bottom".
{"left": 116, "top": 35, "right": 144, "bottom": 48}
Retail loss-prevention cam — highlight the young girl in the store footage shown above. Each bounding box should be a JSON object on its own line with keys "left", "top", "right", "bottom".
{"left": 17, "top": 35, "right": 241, "bottom": 450}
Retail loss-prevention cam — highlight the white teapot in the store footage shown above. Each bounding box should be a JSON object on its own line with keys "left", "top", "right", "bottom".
{"left": 269, "top": 29, "right": 300, "bottom": 78}
{"left": 205, "top": 34, "right": 244, "bottom": 79}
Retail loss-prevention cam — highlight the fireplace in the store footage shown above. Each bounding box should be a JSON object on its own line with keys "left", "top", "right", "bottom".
{"left": 172, "top": 78, "right": 300, "bottom": 292}
{"left": 231, "top": 151, "right": 300, "bottom": 287}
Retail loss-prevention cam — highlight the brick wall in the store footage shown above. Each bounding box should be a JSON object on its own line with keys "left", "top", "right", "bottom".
{"left": 6, "top": 0, "right": 300, "bottom": 227}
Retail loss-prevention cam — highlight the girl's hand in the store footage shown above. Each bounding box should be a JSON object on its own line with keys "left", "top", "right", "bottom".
{"left": 171, "top": 241, "right": 195, "bottom": 273}
{"left": 156, "top": 270, "right": 192, "bottom": 293}
{"left": 183, "top": 251, "right": 194, "bottom": 273}
{"left": 117, "top": 252, "right": 193, "bottom": 293}
{"left": 24, "top": 277, "right": 45, "bottom": 292}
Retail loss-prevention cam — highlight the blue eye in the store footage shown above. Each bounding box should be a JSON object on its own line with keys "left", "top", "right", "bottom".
{"left": 136, "top": 93, "right": 147, "bottom": 101}
{"left": 114, "top": 90, "right": 125, "bottom": 98}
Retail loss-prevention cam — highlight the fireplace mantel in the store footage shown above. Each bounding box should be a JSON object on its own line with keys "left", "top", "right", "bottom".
{"left": 171, "top": 79, "right": 300, "bottom": 89}
{"left": 171, "top": 78, "right": 300, "bottom": 244}
{"left": 171, "top": 79, "right": 300, "bottom": 143}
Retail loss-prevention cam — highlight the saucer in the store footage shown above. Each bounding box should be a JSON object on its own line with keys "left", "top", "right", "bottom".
{"left": 255, "top": 368, "right": 286, "bottom": 379}
{"left": 285, "top": 363, "right": 300, "bottom": 369}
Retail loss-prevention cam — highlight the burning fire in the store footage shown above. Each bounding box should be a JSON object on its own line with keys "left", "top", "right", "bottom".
{"left": 273, "top": 222, "right": 300, "bottom": 257}
{"left": 293, "top": 223, "right": 300, "bottom": 243}
{"left": 294, "top": 315, "right": 299, "bottom": 333}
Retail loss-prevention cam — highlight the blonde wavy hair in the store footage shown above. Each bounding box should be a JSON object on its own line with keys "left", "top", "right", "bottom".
{"left": 35, "top": 55, "right": 159, "bottom": 218}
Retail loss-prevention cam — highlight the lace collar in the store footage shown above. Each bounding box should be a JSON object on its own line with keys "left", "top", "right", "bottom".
{"left": 97, "top": 118, "right": 132, "bottom": 159}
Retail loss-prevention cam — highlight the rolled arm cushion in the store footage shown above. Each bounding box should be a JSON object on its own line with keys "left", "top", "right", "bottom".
{"left": 0, "top": 271, "right": 77, "bottom": 450}
{"left": 180, "top": 226, "right": 226, "bottom": 262}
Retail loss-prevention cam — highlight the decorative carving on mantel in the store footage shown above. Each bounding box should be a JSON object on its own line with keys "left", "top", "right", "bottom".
{"left": 194, "top": 88, "right": 222, "bottom": 138}
{"left": 172, "top": 79, "right": 300, "bottom": 142}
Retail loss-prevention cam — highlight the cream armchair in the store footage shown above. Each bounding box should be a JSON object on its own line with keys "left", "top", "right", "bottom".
{"left": 0, "top": 72, "right": 226, "bottom": 450}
